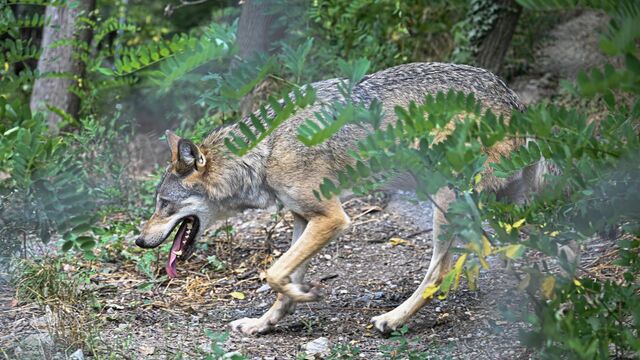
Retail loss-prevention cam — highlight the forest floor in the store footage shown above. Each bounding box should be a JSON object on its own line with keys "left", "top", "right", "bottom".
{"left": 1, "top": 10, "right": 615, "bottom": 360}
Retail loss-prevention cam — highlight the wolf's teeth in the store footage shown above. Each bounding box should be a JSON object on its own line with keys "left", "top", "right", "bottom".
{"left": 173, "top": 250, "right": 183, "bottom": 256}
{"left": 186, "top": 222, "right": 192, "bottom": 230}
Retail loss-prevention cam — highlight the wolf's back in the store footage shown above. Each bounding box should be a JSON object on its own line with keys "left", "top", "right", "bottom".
{"left": 310, "top": 62, "right": 524, "bottom": 114}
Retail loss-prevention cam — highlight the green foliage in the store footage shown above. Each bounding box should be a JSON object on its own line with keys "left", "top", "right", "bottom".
{"left": 139, "top": 22, "right": 236, "bottom": 89}
{"left": 380, "top": 326, "right": 433, "bottom": 359}
{"left": 203, "top": 330, "right": 246, "bottom": 360}
{"left": 520, "top": 244, "right": 640, "bottom": 357}
{"left": 0, "top": 100, "right": 95, "bottom": 256}
{"left": 0, "top": 2, "right": 45, "bottom": 103}
{"left": 223, "top": 86, "right": 316, "bottom": 156}
{"left": 256, "top": 1, "right": 639, "bottom": 357}
{"left": 327, "top": 343, "right": 361, "bottom": 359}
{"left": 14, "top": 257, "right": 85, "bottom": 304}
{"left": 297, "top": 58, "right": 382, "bottom": 146}
{"left": 0, "top": 96, "right": 140, "bottom": 259}
{"left": 306, "top": 0, "right": 467, "bottom": 70}
{"left": 197, "top": 54, "right": 278, "bottom": 115}
{"left": 450, "top": 0, "right": 502, "bottom": 64}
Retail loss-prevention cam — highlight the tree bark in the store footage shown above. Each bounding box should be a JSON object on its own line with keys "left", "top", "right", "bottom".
{"left": 236, "top": 0, "right": 283, "bottom": 60}
{"left": 29, "top": 0, "right": 95, "bottom": 131}
{"left": 473, "top": 0, "right": 522, "bottom": 75}
{"left": 235, "top": 0, "right": 285, "bottom": 116}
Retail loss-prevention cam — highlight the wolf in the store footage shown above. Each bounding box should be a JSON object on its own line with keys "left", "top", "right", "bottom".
{"left": 135, "top": 62, "right": 543, "bottom": 336}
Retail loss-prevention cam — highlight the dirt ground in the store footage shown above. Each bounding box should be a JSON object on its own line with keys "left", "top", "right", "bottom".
{"left": 2, "top": 193, "right": 533, "bottom": 359}
{"left": 0, "top": 10, "right": 613, "bottom": 360}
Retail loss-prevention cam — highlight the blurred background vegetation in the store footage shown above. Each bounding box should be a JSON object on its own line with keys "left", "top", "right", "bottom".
{"left": 0, "top": 0, "right": 638, "bottom": 359}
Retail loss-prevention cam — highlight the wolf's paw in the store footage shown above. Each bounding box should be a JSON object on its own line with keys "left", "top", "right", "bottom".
{"left": 371, "top": 313, "right": 404, "bottom": 336}
{"left": 281, "top": 282, "right": 322, "bottom": 302}
{"left": 229, "top": 317, "right": 274, "bottom": 336}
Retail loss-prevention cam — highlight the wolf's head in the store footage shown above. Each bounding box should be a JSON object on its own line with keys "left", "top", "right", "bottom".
{"left": 135, "top": 130, "right": 214, "bottom": 278}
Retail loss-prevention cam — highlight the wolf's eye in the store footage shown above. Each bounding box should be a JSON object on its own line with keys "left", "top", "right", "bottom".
{"left": 159, "top": 198, "right": 170, "bottom": 209}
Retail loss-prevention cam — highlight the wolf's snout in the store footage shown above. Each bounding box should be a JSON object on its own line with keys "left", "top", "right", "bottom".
{"left": 135, "top": 236, "right": 153, "bottom": 248}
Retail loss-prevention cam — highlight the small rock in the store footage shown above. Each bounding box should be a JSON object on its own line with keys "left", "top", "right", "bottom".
{"left": 69, "top": 349, "right": 84, "bottom": 360}
{"left": 29, "top": 315, "right": 48, "bottom": 329}
{"left": 323, "top": 254, "right": 332, "bottom": 260}
{"left": 139, "top": 345, "right": 155, "bottom": 356}
{"left": 305, "top": 337, "right": 330, "bottom": 357}
{"left": 256, "top": 283, "right": 271, "bottom": 293}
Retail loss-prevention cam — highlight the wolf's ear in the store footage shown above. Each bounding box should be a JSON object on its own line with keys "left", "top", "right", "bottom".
{"left": 166, "top": 130, "right": 181, "bottom": 162}
{"left": 176, "top": 139, "right": 206, "bottom": 173}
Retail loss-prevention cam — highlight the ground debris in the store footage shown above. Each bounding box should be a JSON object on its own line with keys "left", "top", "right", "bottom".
{"left": 303, "top": 336, "right": 330, "bottom": 358}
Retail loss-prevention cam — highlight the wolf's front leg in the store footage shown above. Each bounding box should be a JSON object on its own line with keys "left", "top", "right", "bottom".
{"left": 230, "top": 213, "right": 310, "bottom": 335}
{"left": 264, "top": 199, "right": 350, "bottom": 302}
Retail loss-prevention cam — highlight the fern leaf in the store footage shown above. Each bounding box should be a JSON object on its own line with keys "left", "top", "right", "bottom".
{"left": 224, "top": 87, "right": 316, "bottom": 156}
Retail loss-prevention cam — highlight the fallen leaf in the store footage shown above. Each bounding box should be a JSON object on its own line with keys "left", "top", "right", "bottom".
{"left": 422, "top": 283, "right": 439, "bottom": 299}
{"left": 512, "top": 218, "right": 526, "bottom": 229}
{"left": 389, "top": 237, "right": 410, "bottom": 246}
{"left": 230, "top": 291, "right": 246, "bottom": 300}
{"left": 541, "top": 276, "right": 556, "bottom": 299}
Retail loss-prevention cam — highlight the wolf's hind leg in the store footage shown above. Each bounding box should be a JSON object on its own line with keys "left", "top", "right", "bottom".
{"left": 230, "top": 213, "right": 310, "bottom": 335}
{"left": 371, "top": 187, "right": 455, "bottom": 334}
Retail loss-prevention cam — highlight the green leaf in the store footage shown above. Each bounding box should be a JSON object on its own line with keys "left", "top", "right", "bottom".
{"left": 95, "top": 67, "right": 113, "bottom": 76}
{"left": 62, "top": 240, "right": 74, "bottom": 252}
{"left": 438, "top": 268, "right": 457, "bottom": 300}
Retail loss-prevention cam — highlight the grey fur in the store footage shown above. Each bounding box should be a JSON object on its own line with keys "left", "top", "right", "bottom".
{"left": 202, "top": 62, "right": 524, "bottom": 212}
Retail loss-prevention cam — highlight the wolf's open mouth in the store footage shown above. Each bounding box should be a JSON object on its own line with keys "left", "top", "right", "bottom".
{"left": 166, "top": 216, "right": 200, "bottom": 278}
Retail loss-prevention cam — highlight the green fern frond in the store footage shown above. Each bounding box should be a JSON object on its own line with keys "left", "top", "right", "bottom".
{"left": 147, "top": 35, "right": 231, "bottom": 89}
{"left": 0, "top": 11, "right": 47, "bottom": 36}
{"left": 224, "top": 87, "right": 317, "bottom": 156}
{"left": 298, "top": 104, "right": 355, "bottom": 146}
{"left": 0, "top": 38, "right": 41, "bottom": 63}
{"left": 92, "top": 17, "right": 138, "bottom": 47}
{"left": 0, "top": 67, "right": 38, "bottom": 90}
{"left": 599, "top": 10, "right": 640, "bottom": 56}
{"left": 278, "top": 37, "right": 314, "bottom": 82}
{"left": 314, "top": 90, "right": 492, "bottom": 199}
{"left": 5, "top": 0, "right": 55, "bottom": 6}
{"left": 112, "top": 34, "right": 195, "bottom": 76}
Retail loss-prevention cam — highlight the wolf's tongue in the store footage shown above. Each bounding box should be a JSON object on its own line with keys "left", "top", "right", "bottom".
{"left": 166, "top": 220, "right": 188, "bottom": 278}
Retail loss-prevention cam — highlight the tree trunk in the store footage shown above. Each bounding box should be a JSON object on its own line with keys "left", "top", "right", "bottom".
{"left": 235, "top": 0, "right": 285, "bottom": 116}
{"left": 236, "top": 0, "right": 283, "bottom": 60}
{"left": 472, "top": 0, "right": 522, "bottom": 75}
{"left": 29, "top": 0, "right": 95, "bottom": 131}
